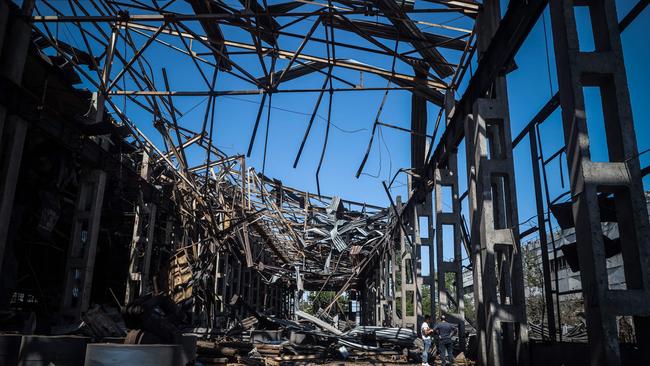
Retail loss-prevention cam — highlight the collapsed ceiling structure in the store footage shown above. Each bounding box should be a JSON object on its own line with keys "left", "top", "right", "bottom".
{"left": 0, "top": 0, "right": 649, "bottom": 365}
{"left": 3, "top": 0, "right": 473, "bottom": 320}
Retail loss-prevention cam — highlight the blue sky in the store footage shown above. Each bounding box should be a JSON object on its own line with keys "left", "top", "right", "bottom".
{"left": 35, "top": 1, "right": 649, "bottom": 275}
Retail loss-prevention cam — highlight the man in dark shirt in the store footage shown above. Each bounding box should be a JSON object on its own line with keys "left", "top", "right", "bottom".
{"left": 433, "top": 315, "right": 456, "bottom": 366}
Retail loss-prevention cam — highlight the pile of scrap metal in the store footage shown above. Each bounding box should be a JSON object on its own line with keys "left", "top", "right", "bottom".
{"left": 164, "top": 157, "right": 397, "bottom": 328}
{"left": 528, "top": 322, "right": 589, "bottom": 343}
{"left": 150, "top": 153, "right": 415, "bottom": 365}
{"left": 194, "top": 309, "right": 421, "bottom": 366}
{"left": 0, "top": 4, "right": 416, "bottom": 363}
{"left": 3, "top": 0, "right": 405, "bottom": 334}
{"left": 227, "top": 170, "right": 393, "bottom": 289}
{"left": 122, "top": 294, "right": 188, "bottom": 345}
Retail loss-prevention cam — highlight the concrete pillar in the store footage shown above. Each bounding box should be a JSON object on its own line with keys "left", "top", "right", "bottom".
{"left": 60, "top": 170, "right": 107, "bottom": 321}
{"left": 0, "top": 1, "right": 32, "bottom": 277}
{"left": 464, "top": 1, "right": 529, "bottom": 365}
{"left": 435, "top": 91, "right": 466, "bottom": 351}
{"left": 126, "top": 151, "right": 157, "bottom": 304}
{"left": 549, "top": 0, "right": 650, "bottom": 364}
{"left": 125, "top": 201, "right": 157, "bottom": 303}
{"left": 396, "top": 195, "right": 420, "bottom": 330}
{"left": 0, "top": 116, "right": 27, "bottom": 270}
{"left": 390, "top": 235, "right": 399, "bottom": 324}
{"left": 410, "top": 63, "right": 435, "bottom": 327}
{"left": 378, "top": 246, "right": 389, "bottom": 325}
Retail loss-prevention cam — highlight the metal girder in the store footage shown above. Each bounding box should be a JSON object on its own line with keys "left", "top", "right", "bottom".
{"left": 121, "top": 23, "right": 447, "bottom": 94}
{"left": 374, "top": 0, "right": 455, "bottom": 78}
{"left": 267, "top": 1, "right": 305, "bottom": 14}
{"left": 618, "top": 0, "right": 649, "bottom": 31}
{"left": 410, "top": 65, "right": 429, "bottom": 168}
{"left": 389, "top": 77, "right": 445, "bottom": 106}
{"left": 528, "top": 127, "right": 558, "bottom": 342}
{"left": 238, "top": 0, "right": 280, "bottom": 42}
{"left": 186, "top": 0, "right": 232, "bottom": 71}
{"left": 321, "top": 16, "right": 467, "bottom": 51}
{"left": 421, "top": 0, "right": 547, "bottom": 180}
{"left": 256, "top": 61, "right": 328, "bottom": 86}
{"left": 421, "top": 0, "right": 480, "bottom": 17}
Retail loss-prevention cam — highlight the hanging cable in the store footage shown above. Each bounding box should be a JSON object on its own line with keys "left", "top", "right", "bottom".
{"left": 378, "top": 125, "right": 393, "bottom": 182}
{"left": 355, "top": 27, "right": 402, "bottom": 178}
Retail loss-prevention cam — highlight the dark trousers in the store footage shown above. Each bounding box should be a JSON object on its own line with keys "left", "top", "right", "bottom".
{"left": 439, "top": 339, "right": 453, "bottom": 365}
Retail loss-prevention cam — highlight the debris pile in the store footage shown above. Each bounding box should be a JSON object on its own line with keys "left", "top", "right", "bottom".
{"left": 194, "top": 316, "right": 420, "bottom": 366}
{"left": 0, "top": 4, "right": 431, "bottom": 365}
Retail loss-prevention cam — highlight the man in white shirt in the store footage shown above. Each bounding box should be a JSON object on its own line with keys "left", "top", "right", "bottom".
{"left": 421, "top": 314, "right": 433, "bottom": 366}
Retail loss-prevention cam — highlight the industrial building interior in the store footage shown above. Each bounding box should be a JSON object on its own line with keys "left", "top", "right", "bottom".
{"left": 0, "top": 0, "right": 649, "bottom": 365}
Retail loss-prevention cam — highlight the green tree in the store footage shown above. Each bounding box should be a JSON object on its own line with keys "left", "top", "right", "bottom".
{"left": 464, "top": 294, "right": 476, "bottom": 322}
{"left": 301, "top": 291, "right": 348, "bottom": 315}
{"left": 522, "top": 241, "right": 547, "bottom": 324}
{"left": 421, "top": 284, "right": 432, "bottom": 317}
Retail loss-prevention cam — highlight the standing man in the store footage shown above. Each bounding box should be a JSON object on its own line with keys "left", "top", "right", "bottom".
{"left": 421, "top": 314, "right": 433, "bottom": 366}
{"left": 434, "top": 314, "right": 457, "bottom": 366}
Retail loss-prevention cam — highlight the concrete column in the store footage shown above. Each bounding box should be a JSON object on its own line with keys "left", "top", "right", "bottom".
{"left": 396, "top": 194, "right": 420, "bottom": 330}
{"left": 60, "top": 170, "right": 107, "bottom": 321}
{"left": 125, "top": 202, "right": 156, "bottom": 303}
{"left": 464, "top": 1, "right": 529, "bottom": 365}
{"left": 375, "top": 244, "right": 389, "bottom": 326}
{"left": 409, "top": 65, "right": 433, "bottom": 329}
{"left": 0, "top": 116, "right": 27, "bottom": 269}
{"left": 126, "top": 151, "right": 157, "bottom": 303}
{"left": 435, "top": 91, "right": 466, "bottom": 351}
{"left": 0, "top": 1, "right": 32, "bottom": 276}
{"left": 549, "top": 0, "right": 650, "bottom": 364}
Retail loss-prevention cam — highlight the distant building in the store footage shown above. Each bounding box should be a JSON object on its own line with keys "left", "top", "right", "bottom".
{"left": 521, "top": 192, "right": 650, "bottom": 302}
{"left": 459, "top": 192, "right": 650, "bottom": 327}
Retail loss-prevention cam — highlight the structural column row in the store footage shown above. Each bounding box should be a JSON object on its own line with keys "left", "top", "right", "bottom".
{"left": 549, "top": 0, "right": 650, "bottom": 364}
